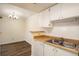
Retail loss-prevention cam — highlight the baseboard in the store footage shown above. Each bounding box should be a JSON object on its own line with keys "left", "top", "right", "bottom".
{"left": 0, "top": 40, "right": 26, "bottom": 46}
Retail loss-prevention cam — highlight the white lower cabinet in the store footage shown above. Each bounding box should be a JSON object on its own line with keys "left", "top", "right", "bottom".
{"left": 44, "top": 44, "right": 55, "bottom": 56}
{"left": 55, "top": 48, "right": 77, "bottom": 56}
{"left": 32, "top": 40, "right": 77, "bottom": 56}
{"left": 32, "top": 40, "right": 44, "bottom": 56}
{"left": 44, "top": 44, "right": 77, "bottom": 56}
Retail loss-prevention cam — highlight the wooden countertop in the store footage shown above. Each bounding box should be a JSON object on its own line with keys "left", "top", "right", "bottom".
{"left": 34, "top": 35, "right": 52, "bottom": 42}
{"left": 33, "top": 35, "right": 79, "bottom": 55}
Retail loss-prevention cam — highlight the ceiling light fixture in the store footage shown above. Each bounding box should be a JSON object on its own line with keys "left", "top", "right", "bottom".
{"left": 8, "top": 12, "right": 18, "bottom": 20}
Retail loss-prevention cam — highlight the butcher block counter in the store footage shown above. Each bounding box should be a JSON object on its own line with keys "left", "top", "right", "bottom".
{"left": 33, "top": 35, "right": 79, "bottom": 55}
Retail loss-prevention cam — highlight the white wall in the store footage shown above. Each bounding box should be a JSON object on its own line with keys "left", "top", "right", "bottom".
{"left": 24, "top": 18, "right": 33, "bottom": 45}
{"left": 50, "top": 26, "right": 79, "bottom": 39}
{"left": 48, "top": 18, "right": 79, "bottom": 40}
{"left": 0, "top": 17, "right": 26, "bottom": 44}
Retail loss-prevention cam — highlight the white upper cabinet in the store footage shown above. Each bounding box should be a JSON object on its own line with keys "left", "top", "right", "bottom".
{"left": 50, "top": 4, "right": 62, "bottom": 21}
{"left": 62, "top": 3, "right": 79, "bottom": 19}
{"left": 30, "top": 15, "right": 38, "bottom": 27}
{"left": 34, "top": 14, "right": 40, "bottom": 27}
{"left": 27, "top": 14, "right": 44, "bottom": 31}
{"left": 41, "top": 9, "right": 51, "bottom": 27}
{"left": 38, "top": 12, "right": 44, "bottom": 27}
{"left": 50, "top": 3, "right": 79, "bottom": 21}
{"left": 29, "top": 3, "right": 79, "bottom": 28}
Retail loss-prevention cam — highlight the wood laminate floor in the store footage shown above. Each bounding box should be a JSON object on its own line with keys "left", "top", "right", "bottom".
{"left": 0, "top": 41, "right": 31, "bottom": 56}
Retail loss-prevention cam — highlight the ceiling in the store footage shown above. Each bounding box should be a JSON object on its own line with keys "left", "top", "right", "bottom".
{"left": 11, "top": 3, "right": 56, "bottom": 12}
{"left": 0, "top": 4, "right": 36, "bottom": 18}
{"left": 0, "top": 3, "right": 56, "bottom": 19}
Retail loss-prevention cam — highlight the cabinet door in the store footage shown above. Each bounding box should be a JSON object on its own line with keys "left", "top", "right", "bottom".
{"left": 50, "top": 4, "right": 62, "bottom": 21}
{"left": 62, "top": 3, "right": 79, "bottom": 19}
{"left": 54, "top": 47, "right": 77, "bottom": 56}
{"left": 44, "top": 44, "right": 77, "bottom": 56}
{"left": 28, "top": 14, "right": 44, "bottom": 31}
{"left": 41, "top": 9, "right": 50, "bottom": 27}
{"left": 32, "top": 40, "right": 44, "bottom": 56}
{"left": 34, "top": 14, "right": 40, "bottom": 27}
{"left": 28, "top": 15, "right": 38, "bottom": 29}
{"left": 61, "top": 50, "right": 77, "bottom": 56}
{"left": 38, "top": 12, "right": 44, "bottom": 27}
{"left": 54, "top": 48, "right": 66, "bottom": 56}
{"left": 44, "top": 44, "right": 55, "bottom": 56}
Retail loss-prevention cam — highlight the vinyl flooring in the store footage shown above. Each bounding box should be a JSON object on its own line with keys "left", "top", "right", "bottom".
{"left": 0, "top": 41, "right": 31, "bottom": 56}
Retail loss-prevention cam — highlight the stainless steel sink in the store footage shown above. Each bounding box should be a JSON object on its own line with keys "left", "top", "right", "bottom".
{"left": 63, "top": 42, "right": 76, "bottom": 49}
{"left": 47, "top": 39, "right": 64, "bottom": 45}
{"left": 47, "top": 39, "right": 76, "bottom": 49}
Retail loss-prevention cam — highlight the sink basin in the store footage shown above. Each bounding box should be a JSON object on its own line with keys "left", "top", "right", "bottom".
{"left": 63, "top": 42, "right": 76, "bottom": 49}
{"left": 47, "top": 39, "right": 76, "bottom": 49}
{"left": 47, "top": 39, "right": 64, "bottom": 45}
{"left": 47, "top": 40, "right": 63, "bottom": 45}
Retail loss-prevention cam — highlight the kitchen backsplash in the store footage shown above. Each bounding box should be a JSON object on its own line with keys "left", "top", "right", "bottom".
{"left": 46, "top": 17, "right": 79, "bottom": 40}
